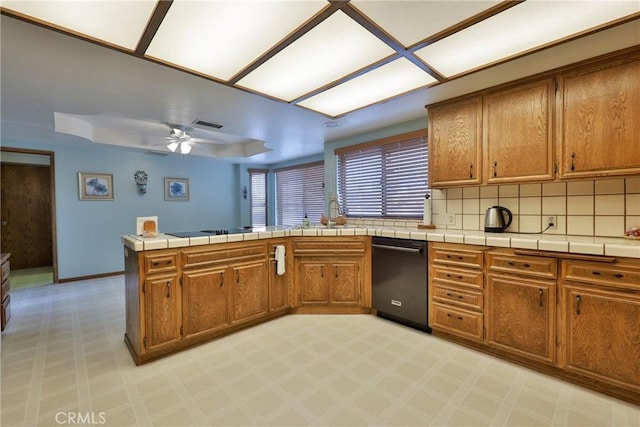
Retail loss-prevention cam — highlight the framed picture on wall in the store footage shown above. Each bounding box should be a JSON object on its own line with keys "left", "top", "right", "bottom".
{"left": 78, "top": 172, "right": 114, "bottom": 200}
{"left": 165, "top": 177, "right": 189, "bottom": 201}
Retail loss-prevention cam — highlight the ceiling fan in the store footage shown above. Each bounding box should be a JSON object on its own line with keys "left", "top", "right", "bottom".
{"left": 164, "top": 124, "right": 212, "bottom": 154}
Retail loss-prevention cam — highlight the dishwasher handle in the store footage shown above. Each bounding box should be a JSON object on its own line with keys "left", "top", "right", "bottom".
{"left": 372, "top": 243, "right": 423, "bottom": 254}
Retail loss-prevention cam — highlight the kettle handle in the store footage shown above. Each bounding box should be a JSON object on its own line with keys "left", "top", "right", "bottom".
{"left": 500, "top": 207, "right": 513, "bottom": 229}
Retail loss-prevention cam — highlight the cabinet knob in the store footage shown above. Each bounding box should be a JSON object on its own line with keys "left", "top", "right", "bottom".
{"left": 493, "top": 161, "right": 498, "bottom": 177}
{"left": 166, "top": 281, "right": 171, "bottom": 298}
{"left": 469, "top": 164, "right": 473, "bottom": 179}
{"left": 538, "top": 288, "right": 543, "bottom": 307}
{"left": 576, "top": 295, "right": 581, "bottom": 315}
{"left": 571, "top": 152, "right": 576, "bottom": 171}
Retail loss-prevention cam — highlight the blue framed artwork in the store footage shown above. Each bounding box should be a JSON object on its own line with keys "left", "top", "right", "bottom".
{"left": 165, "top": 177, "right": 189, "bottom": 201}
{"left": 78, "top": 172, "right": 113, "bottom": 200}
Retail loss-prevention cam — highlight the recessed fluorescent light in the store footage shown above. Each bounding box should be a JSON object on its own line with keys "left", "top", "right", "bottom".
{"left": 1, "top": 0, "right": 156, "bottom": 50}
{"left": 351, "top": 0, "right": 502, "bottom": 47}
{"left": 298, "top": 58, "right": 437, "bottom": 117}
{"left": 236, "top": 10, "right": 395, "bottom": 101}
{"left": 145, "top": 0, "right": 326, "bottom": 81}
{"left": 415, "top": 0, "right": 640, "bottom": 77}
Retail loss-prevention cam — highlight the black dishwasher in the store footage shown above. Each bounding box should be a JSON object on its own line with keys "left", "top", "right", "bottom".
{"left": 372, "top": 237, "right": 430, "bottom": 333}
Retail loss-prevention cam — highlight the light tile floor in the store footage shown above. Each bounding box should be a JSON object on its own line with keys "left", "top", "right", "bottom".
{"left": 1, "top": 276, "right": 638, "bottom": 427}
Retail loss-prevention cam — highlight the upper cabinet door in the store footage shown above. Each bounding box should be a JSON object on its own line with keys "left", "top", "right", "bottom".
{"left": 558, "top": 57, "right": 640, "bottom": 178}
{"left": 428, "top": 96, "right": 482, "bottom": 187}
{"left": 484, "top": 79, "right": 555, "bottom": 183}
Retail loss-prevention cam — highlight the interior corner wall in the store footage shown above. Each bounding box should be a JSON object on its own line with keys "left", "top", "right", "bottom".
{"left": 1, "top": 136, "right": 241, "bottom": 281}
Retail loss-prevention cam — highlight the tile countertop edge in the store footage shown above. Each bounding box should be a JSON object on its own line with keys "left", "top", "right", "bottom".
{"left": 121, "top": 229, "right": 640, "bottom": 258}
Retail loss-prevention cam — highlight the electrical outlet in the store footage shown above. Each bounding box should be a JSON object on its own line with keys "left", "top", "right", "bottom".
{"left": 547, "top": 216, "right": 557, "bottom": 230}
{"left": 439, "top": 213, "right": 455, "bottom": 225}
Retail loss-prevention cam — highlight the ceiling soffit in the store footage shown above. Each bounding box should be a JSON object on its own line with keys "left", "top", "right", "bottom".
{"left": 1, "top": 0, "right": 639, "bottom": 119}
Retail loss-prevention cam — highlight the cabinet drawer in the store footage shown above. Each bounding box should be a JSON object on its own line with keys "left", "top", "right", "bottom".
{"left": 488, "top": 251, "right": 557, "bottom": 279}
{"left": 1, "top": 261, "right": 9, "bottom": 283}
{"left": 183, "top": 243, "right": 266, "bottom": 270}
{"left": 143, "top": 252, "right": 178, "bottom": 274}
{"left": 431, "top": 265, "right": 483, "bottom": 289}
{"left": 431, "top": 245, "right": 484, "bottom": 269}
{"left": 433, "top": 284, "right": 483, "bottom": 311}
{"left": 432, "top": 303, "right": 483, "bottom": 341}
{"left": 562, "top": 260, "right": 640, "bottom": 290}
{"left": 292, "top": 238, "right": 366, "bottom": 256}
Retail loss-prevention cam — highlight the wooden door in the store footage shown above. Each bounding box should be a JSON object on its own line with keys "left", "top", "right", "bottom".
{"left": 298, "top": 260, "right": 329, "bottom": 304}
{"left": 487, "top": 274, "right": 555, "bottom": 363}
{"left": 484, "top": 79, "right": 554, "bottom": 183}
{"left": 182, "top": 267, "right": 229, "bottom": 339}
{"left": 330, "top": 261, "right": 359, "bottom": 304}
{"left": 0, "top": 163, "right": 52, "bottom": 269}
{"left": 559, "top": 58, "right": 640, "bottom": 178}
{"left": 144, "top": 275, "right": 182, "bottom": 353}
{"left": 563, "top": 284, "right": 640, "bottom": 391}
{"left": 428, "top": 96, "right": 482, "bottom": 187}
{"left": 230, "top": 260, "right": 268, "bottom": 323}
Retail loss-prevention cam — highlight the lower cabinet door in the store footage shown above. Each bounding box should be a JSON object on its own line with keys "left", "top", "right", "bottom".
{"left": 487, "top": 274, "right": 555, "bottom": 363}
{"left": 231, "top": 260, "right": 268, "bottom": 323}
{"left": 269, "top": 259, "right": 288, "bottom": 312}
{"left": 182, "top": 267, "right": 229, "bottom": 339}
{"left": 331, "top": 261, "right": 359, "bottom": 304}
{"left": 298, "top": 260, "right": 330, "bottom": 304}
{"left": 144, "top": 275, "right": 182, "bottom": 353}
{"left": 563, "top": 284, "right": 640, "bottom": 391}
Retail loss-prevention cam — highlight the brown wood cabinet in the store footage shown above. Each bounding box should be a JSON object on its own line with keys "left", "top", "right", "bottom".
{"left": 124, "top": 241, "right": 280, "bottom": 364}
{"left": 429, "top": 242, "right": 487, "bottom": 341}
{"left": 557, "top": 56, "right": 640, "bottom": 178}
{"left": 143, "top": 274, "right": 182, "bottom": 353}
{"left": 291, "top": 236, "right": 370, "bottom": 313}
{"left": 427, "top": 96, "right": 482, "bottom": 187}
{"left": 560, "top": 258, "right": 640, "bottom": 393}
{"left": 1, "top": 253, "right": 10, "bottom": 331}
{"left": 230, "top": 259, "right": 268, "bottom": 324}
{"left": 483, "top": 79, "right": 555, "bottom": 183}
{"left": 486, "top": 249, "right": 557, "bottom": 363}
{"left": 428, "top": 48, "right": 640, "bottom": 187}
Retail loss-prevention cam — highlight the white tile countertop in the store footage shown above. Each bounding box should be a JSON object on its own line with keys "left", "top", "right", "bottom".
{"left": 122, "top": 225, "right": 640, "bottom": 258}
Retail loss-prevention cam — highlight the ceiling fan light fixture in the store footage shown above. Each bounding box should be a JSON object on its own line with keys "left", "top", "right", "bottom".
{"left": 167, "top": 141, "right": 179, "bottom": 152}
{"left": 180, "top": 142, "right": 192, "bottom": 154}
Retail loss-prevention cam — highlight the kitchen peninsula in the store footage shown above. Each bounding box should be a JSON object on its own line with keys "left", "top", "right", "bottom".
{"left": 123, "top": 225, "right": 640, "bottom": 405}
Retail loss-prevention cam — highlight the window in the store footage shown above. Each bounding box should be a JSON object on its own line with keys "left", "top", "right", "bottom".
{"left": 249, "top": 169, "right": 267, "bottom": 227}
{"left": 275, "top": 161, "right": 324, "bottom": 226}
{"left": 336, "top": 129, "right": 428, "bottom": 218}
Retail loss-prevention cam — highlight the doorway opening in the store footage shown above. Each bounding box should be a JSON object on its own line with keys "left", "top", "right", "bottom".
{"left": 1, "top": 147, "right": 58, "bottom": 287}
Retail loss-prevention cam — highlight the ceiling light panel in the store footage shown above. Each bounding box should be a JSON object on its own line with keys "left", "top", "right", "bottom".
{"left": 145, "top": 0, "right": 326, "bottom": 81}
{"left": 1, "top": 1, "right": 156, "bottom": 50}
{"left": 350, "top": 0, "right": 502, "bottom": 47}
{"left": 236, "top": 10, "right": 396, "bottom": 101}
{"left": 415, "top": 0, "right": 640, "bottom": 78}
{"left": 298, "top": 58, "right": 437, "bottom": 117}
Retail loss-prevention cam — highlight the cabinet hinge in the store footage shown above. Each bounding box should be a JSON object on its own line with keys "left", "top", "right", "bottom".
{"left": 180, "top": 325, "right": 184, "bottom": 337}
{"left": 143, "top": 336, "right": 147, "bottom": 349}
{"left": 180, "top": 276, "right": 183, "bottom": 286}
{"left": 483, "top": 326, "right": 486, "bottom": 339}
{"left": 142, "top": 283, "right": 145, "bottom": 293}
{"left": 554, "top": 78, "right": 558, "bottom": 92}
{"left": 554, "top": 162, "right": 558, "bottom": 175}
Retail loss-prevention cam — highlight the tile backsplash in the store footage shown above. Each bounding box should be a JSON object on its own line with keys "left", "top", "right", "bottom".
{"left": 430, "top": 177, "right": 640, "bottom": 238}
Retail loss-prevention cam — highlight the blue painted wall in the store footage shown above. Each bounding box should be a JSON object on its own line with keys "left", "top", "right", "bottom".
{"left": 1, "top": 136, "right": 240, "bottom": 280}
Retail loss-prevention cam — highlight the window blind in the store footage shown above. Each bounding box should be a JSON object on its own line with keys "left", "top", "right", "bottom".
{"left": 336, "top": 130, "right": 428, "bottom": 218}
{"left": 249, "top": 169, "right": 267, "bottom": 227}
{"left": 275, "top": 161, "right": 324, "bottom": 226}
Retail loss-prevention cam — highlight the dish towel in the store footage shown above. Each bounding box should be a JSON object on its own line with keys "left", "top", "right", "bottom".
{"left": 275, "top": 245, "right": 286, "bottom": 275}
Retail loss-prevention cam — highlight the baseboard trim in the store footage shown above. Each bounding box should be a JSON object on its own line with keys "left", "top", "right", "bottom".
{"left": 58, "top": 271, "right": 124, "bottom": 283}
